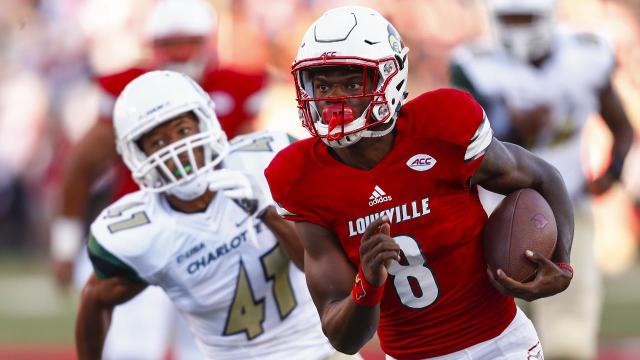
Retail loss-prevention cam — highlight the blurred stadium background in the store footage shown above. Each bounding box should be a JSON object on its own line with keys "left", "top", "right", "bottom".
{"left": 0, "top": 0, "right": 638, "bottom": 359}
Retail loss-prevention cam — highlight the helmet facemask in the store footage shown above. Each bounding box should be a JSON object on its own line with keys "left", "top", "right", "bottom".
{"left": 293, "top": 57, "right": 404, "bottom": 148}
{"left": 120, "top": 109, "right": 229, "bottom": 200}
{"left": 291, "top": 6, "right": 410, "bottom": 148}
{"left": 152, "top": 36, "right": 211, "bottom": 81}
{"left": 489, "top": 0, "right": 556, "bottom": 63}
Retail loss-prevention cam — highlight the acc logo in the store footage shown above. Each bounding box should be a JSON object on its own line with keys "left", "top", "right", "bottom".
{"left": 406, "top": 154, "right": 436, "bottom": 172}
{"left": 321, "top": 51, "right": 337, "bottom": 57}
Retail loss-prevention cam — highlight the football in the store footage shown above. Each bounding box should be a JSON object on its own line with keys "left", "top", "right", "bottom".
{"left": 482, "top": 188, "right": 557, "bottom": 282}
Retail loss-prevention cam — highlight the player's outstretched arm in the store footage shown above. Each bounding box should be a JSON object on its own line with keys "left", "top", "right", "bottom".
{"left": 296, "top": 217, "right": 399, "bottom": 354}
{"left": 260, "top": 207, "right": 305, "bottom": 270}
{"left": 587, "top": 81, "right": 634, "bottom": 194}
{"left": 76, "top": 273, "right": 146, "bottom": 360}
{"left": 51, "top": 121, "right": 118, "bottom": 286}
{"left": 471, "top": 138, "right": 574, "bottom": 301}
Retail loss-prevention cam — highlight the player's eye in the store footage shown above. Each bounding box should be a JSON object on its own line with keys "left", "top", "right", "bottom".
{"left": 149, "top": 138, "right": 166, "bottom": 150}
{"left": 347, "top": 82, "right": 362, "bottom": 91}
{"left": 179, "top": 127, "right": 193, "bottom": 136}
{"left": 316, "top": 84, "right": 329, "bottom": 93}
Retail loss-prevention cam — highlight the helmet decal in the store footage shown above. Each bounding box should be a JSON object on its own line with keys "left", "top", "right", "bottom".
{"left": 387, "top": 24, "right": 403, "bottom": 54}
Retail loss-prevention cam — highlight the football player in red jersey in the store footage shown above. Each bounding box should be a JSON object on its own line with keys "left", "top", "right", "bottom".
{"left": 50, "top": 1, "right": 267, "bottom": 359}
{"left": 265, "top": 6, "right": 574, "bottom": 359}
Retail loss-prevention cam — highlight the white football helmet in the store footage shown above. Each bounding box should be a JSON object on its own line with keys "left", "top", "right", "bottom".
{"left": 144, "top": 0, "right": 216, "bottom": 39}
{"left": 488, "top": 0, "right": 557, "bottom": 62}
{"left": 114, "top": 71, "right": 228, "bottom": 200}
{"left": 144, "top": 0, "right": 217, "bottom": 79}
{"left": 292, "top": 6, "right": 409, "bottom": 148}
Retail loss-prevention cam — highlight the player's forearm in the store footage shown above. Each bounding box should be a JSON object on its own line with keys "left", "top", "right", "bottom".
{"left": 60, "top": 158, "right": 93, "bottom": 219}
{"left": 76, "top": 288, "right": 112, "bottom": 360}
{"left": 261, "top": 208, "right": 305, "bottom": 270}
{"left": 600, "top": 82, "right": 633, "bottom": 173}
{"left": 60, "top": 120, "right": 118, "bottom": 219}
{"left": 530, "top": 159, "right": 574, "bottom": 263}
{"left": 321, "top": 298, "right": 380, "bottom": 354}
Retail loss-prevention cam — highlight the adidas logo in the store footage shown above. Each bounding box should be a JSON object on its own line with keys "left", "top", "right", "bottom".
{"left": 368, "top": 185, "right": 392, "bottom": 206}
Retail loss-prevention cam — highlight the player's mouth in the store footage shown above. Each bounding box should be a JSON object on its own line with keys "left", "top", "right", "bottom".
{"left": 173, "top": 163, "right": 194, "bottom": 178}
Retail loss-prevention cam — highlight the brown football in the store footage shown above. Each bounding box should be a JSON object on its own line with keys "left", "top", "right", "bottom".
{"left": 482, "top": 188, "right": 557, "bottom": 282}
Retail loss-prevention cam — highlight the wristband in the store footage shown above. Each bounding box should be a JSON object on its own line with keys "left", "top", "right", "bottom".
{"left": 351, "top": 267, "right": 385, "bottom": 307}
{"left": 50, "top": 217, "right": 84, "bottom": 261}
{"left": 555, "top": 262, "right": 574, "bottom": 277}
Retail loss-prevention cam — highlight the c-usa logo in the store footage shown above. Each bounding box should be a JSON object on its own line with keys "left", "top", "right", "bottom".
{"left": 406, "top": 154, "right": 436, "bottom": 172}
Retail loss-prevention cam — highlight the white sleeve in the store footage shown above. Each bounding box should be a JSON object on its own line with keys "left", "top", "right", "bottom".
{"left": 88, "top": 193, "right": 168, "bottom": 282}
{"left": 464, "top": 110, "right": 493, "bottom": 161}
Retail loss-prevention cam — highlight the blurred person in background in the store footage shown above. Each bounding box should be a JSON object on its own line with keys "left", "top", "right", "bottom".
{"left": 50, "top": 0, "right": 268, "bottom": 358}
{"left": 450, "top": 0, "right": 634, "bottom": 358}
{"left": 0, "top": 0, "right": 64, "bottom": 250}
{"left": 0, "top": 59, "right": 49, "bottom": 249}
{"left": 77, "top": 70, "right": 344, "bottom": 360}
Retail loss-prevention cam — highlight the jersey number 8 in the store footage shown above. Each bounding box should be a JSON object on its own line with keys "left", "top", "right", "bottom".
{"left": 388, "top": 235, "right": 439, "bottom": 309}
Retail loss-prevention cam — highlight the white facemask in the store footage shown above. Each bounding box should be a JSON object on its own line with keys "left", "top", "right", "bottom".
{"left": 496, "top": 19, "right": 554, "bottom": 63}
{"left": 166, "top": 168, "right": 211, "bottom": 200}
{"left": 163, "top": 58, "right": 208, "bottom": 82}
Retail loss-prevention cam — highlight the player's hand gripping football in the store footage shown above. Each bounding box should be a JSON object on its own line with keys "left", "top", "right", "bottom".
{"left": 486, "top": 250, "right": 573, "bottom": 302}
{"left": 208, "top": 169, "right": 271, "bottom": 218}
{"left": 359, "top": 216, "right": 401, "bottom": 287}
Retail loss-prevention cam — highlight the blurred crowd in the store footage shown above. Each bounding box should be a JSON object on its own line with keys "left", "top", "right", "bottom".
{"left": 0, "top": 0, "right": 638, "bottom": 272}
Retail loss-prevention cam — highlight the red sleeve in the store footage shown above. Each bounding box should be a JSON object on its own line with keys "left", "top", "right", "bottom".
{"left": 264, "top": 141, "right": 332, "bottom": 228}
{"left": 404, "top": 88, "right": 489, "bottom": 184}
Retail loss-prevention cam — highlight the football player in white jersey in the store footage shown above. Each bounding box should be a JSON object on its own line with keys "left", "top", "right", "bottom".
{"left": 450, "top": 1, "right": 634, "bottom": 359}
{"left": 75, "top": 71, "right": 345, "bottom": 360}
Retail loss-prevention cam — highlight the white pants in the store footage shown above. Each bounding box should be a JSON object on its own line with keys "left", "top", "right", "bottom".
{"left": 386, "top": 307, "right": 542, "bottom": 360}
{"left": 479, "top": 189, "right": 601, "bottom": 359}
{"left": 75, "top": 248, "right": 202, "bottom": 360}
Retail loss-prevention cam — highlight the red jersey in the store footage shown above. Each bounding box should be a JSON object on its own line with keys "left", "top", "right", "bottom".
{"left": 265, "top": 89, "right": 515, "bottom": 359}
{"left": 95, "top": 66, "right": 268, "bottom": 201}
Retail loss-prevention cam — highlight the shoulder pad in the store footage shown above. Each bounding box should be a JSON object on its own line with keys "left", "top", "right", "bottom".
{"left": 564, "top": 31, "right": 615, "bottom": 86}
{"left": 89, "top": 191, "right": 168, "bottom": 280}
{"left": 404, "top": 88, "right": 487, "bottom": 146}
{"left": 229, "top": 131, "right": 295, "bottom": 153}
{"left": 226, "top": 131, "right": 297, "bottom": 201}
{"left": 264, "top": 138, "right": 319, "bottom": 220}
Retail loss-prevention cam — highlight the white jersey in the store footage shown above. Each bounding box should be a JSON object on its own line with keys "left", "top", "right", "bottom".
{"left": 452, "top": 30, "right": 615, "bottom": 200}
{"left": 88, "top": 132, "right": 334, "bottom": 360}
